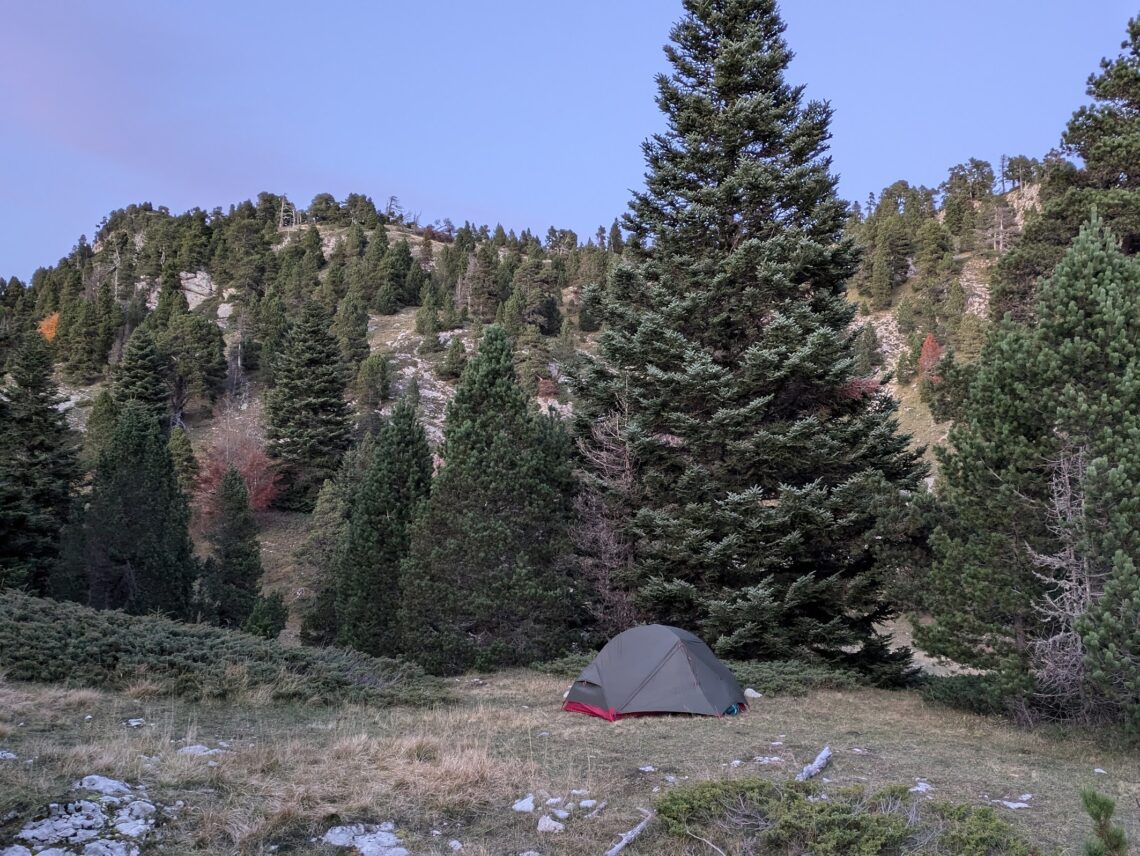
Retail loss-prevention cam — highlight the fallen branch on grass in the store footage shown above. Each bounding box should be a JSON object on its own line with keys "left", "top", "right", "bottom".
{"left": 795, "top": 745, "right": 832, "bottom": 781}
{"left": 604, "top": 808, "right": 653, "bottom": 856}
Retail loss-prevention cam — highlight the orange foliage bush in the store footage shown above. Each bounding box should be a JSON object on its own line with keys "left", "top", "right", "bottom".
{"left": 38, "top": 312, "right": 60, "bottom": 342}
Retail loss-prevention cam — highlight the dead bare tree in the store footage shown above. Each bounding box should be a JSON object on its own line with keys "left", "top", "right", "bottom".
{"left": 1027, "top": 446, "right": 1114, "bottom": 722}
{"left": 573, "top": 401, "right": 642, "bottom": 635}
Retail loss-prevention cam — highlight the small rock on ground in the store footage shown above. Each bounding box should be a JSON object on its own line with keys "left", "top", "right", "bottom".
{"left": 512, "top": 794, "right": 535, "bottom": 813}
{"left": 536, "top": 816, "right": 564, "bottom": 833}
{"left": 322, "top": 823, "right": 407, "bottom": 856}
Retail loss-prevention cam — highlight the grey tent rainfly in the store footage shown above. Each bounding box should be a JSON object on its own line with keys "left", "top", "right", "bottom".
{"left": 563, "top": 625, "right": 746, "bottom": 721}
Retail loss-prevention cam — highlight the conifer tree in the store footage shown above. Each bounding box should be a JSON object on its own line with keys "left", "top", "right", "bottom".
{"left": 921, "top": 217, "right": 1140, "bottom": 716}
{"left": 332, "top": 281, "right": 370, "bottom": 369}
{"left": 266, "top": 300, "right": 352, "bottom": 509}
{"left": 0, "top": 334, "right": 78, "bottom": 592}
{"left": 353, "top": 352, "right": 392, "bottom": 436}
{"left": 336, "top": 396, "right": 431, "bottom": 656}
{"left": 400, "top": 325, "right": 576, "bottom": 674}
{"left": 437, "top": 336, "right": 467, "bottom": 379}
{"left": 244, "top": 591, "right": 288, "bottom": 639}
{"left": 167, "top": 426, "right": 199, "bottom": 494}
{"left": 572, "top": 0, "right": 924, "bottom": 669}
{"left": 994, "top": 18, "right": 1140, "bottom": 318}
{"left": 82, "top": 390, "right": 119, "bottom": 471}
{"left": 201, "top": 466, "right": 264, "bottom": 628}
{"left": 159, "top": 311, "right": 226, "bottom": 423}
{"left": 65, "top": 401, "right": 195, "bottom": 616}
{"left": 114, "top": 328, "right": 170, "bottom": 428}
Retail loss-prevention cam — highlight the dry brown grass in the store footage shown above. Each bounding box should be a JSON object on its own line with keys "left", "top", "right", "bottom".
{"left": 1, "top": 671, "right": 1135, "bottom": 854}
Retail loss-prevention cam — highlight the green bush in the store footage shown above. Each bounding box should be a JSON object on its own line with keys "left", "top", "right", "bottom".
{"left": 917, "top": 673, "right": 1010, "bottom": 716}
{"left": 0, "top": 592, "right": 443, "bottom": 706}
{"left": 726, "top": 659, "right": 862, "bottom": 696}
{"left": 657, "top": 777, "right": 1043, "bottom": 855}
{"left": 531, "top": 651, "right": 596, "bottom": 677}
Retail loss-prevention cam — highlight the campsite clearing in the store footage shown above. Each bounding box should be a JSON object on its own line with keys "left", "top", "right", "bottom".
{"left": 0, "top": 671, "right": 1134, "bottom": 854}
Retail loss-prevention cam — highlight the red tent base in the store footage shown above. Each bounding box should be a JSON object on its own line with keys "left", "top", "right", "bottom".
{"left": 562, "top": 700, "right": 746, "bottom": 721}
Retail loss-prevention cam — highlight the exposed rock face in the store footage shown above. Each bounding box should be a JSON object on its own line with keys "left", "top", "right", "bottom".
{"left": 321, "top": 822, "right": 408, "bottom": 856}
{"left": 179, "top": 271, "right": 215, "bottom": 310}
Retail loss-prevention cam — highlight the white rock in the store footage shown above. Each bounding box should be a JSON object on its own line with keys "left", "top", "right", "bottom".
{"left": 536, "top": 816, "right": 564, "bottom": 833}
{"left": 744, "top": 688, "right": 763, "bottom": 699}
{"left": 638, "top": 765, "right": 656, "bottom": 773}
{"left": 512, "top": 794, "right": 535, "bottom": 813}
{"left": 76, "top": 776, "right": 132, "bottom": 796}
{"left": 545, "top": 797, "right": 562, "bottom": 805}
{"left": 124, "top": 719, "right": 145, "bottom": 728}
{"left": 85, "top": 715, "right": 93, "bottom": 721}
{"left": 909, "top": 781, "right": 933, "bottom": 794}
{"left": 997, "top": 801, "right": 1030, "bottom": 810}
{"left": 578, "top": 799, "right": 597, "bottom": 809}
{"left": 1018, "top": 793, "right": 1033, "bottom": 802}
{"left": 729, "top": 759, "right": 744, "bottom": 768}
{"left": 178, "top": 744, "right": 224, "bottom": 756}
{"left": 0, "top": 750, "right": 16, "bottom": 761}
{"left": 552, "top": 809, "right": 570, "bottom": 820}
{"left": 84, "top": 839, "right": 140, "bottom": 855}
{"left": 770, "top": 741, "right": 783, "bottom": 747}
{"left": 1094, "top": 768, "right": 1108, "bottom": 774}
{"left": 1, "top": 846, "right": 33, "bottom": 856}
{"left": 448, "top": 841, "right": 462, "bottom": 852}
{"left": 321, "top": 823, "right": 407, "bottom": 855}
{"left": 570, "top": 789, "right": 588, "bottom": 796}
{"left": 519, "top": 852, "right": 544, "bottom": 856}
{"left": 753, "top": 756, "right": 783, "bottom": 765}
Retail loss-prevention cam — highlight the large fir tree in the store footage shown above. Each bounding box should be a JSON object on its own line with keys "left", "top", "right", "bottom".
{"left": 114, "top": 328, "right": 170, "bottom": 428}
{"left": 572, "top": 0, "right": 924, "bottom": 669}
{"left": 0, "top": 334, "right": 78, "bottom": 592}
{"left": 336, "top": 396, "right": 431, "bottom": 656}
{"left": 266, "top": 300, "right": 353, "bottom": 509}
{"left": 200, "top": 466, "right": 265, "bottom": 628}
{"left": 400, "top": 325, "right": 576, "bottom": 674}
{"left": 65, "top": 401, "right": 196, "bottom": 617}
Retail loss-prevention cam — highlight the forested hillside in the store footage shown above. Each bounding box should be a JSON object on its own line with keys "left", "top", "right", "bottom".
{"left": 2, "top": 0, "right": 1140, "bottom": 740}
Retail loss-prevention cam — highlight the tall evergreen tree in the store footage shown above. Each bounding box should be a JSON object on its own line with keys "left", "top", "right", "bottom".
{"left": 336, "top": 396, "right": 431, "bottom": 656}
{"left": 572, "top": 0, "right": 924, "bottom": 669}
{"left": 0, "top": 335, "right": 78, "bottom": 592}
{"left": 332, "top": 281, "right": 370, "bottom": 369}
{"left": 266, "top": 300, "right": 352, "bottom": 509}
{"left": 167, "top": 426, "right": 199, "bottom": 494}
{"left": 200, "top": 467, "right": 265, "bottom": 628}
{"left": 65, "top": 401, "right": 195, "bottom": 616}
{"left": 921, "top": 217, "right": 1140, "bottom": 721}
{"left": 400, "top": 325, "right": 576, "bottom": 674}
{"left": 114, "top": 328, "right": 170, "bottom": 427}
{"left": 353, "top": 352, "right": 392, "bottom": 436}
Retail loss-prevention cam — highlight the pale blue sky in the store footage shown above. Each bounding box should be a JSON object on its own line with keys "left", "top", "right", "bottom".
{"left": 0, "top": 1, "right": 1133, "bottom": 280}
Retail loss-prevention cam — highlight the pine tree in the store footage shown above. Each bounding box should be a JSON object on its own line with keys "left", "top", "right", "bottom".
{"left": 65, "top": 401, "right": 196, "bottom": 617}
{"left": 82, "top": 389, "right": 119, "bottom": 471}
{"left": 921, "top": 217, "right": 1140, "bottom": 715}
{"left": 400, "top": 325, "right": 576, "bottom": 674}
{"left": 571, "top": 0, "right": 924, "bottom": 669}
{"left": 0, "top": 334, "right": 78, "bottom": 592}
{"left": 167, "top": 426, "right": 199, "bottom": 494}
{"left": 994, "top": 18, "right": 1140, "bottom": 319}
{"left": 353, "top": 352, "right": 392, "bottom": 436}
{"left": 114, "top": 328, "right": 170, "bottom": 428}
{"left": 159, "top": 311, "right": 226, "bottom": 423}
{"left": 244, "top": 591, "right": 288, "bottom": 639}
{"left": 336, "top": 396, "right": 431, "bottom": 656}
{"left": 266, "top": 300, "right": 352, "bottom": 509}
{"left": 436, "top": 336, "right": 467, "bottom": 379}
{"left": 202, "top": 467, "right": 264, "bottom": 628}
{"left": 332, "top": 281, "right": 370, "bottom": 369}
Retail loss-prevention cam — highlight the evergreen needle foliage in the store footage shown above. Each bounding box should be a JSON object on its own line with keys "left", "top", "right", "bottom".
{"left": 572, "top": 0, "right": 925, "bottom": 671}
{"left": 400, "top": 325, "right": 577, "bottom": 674}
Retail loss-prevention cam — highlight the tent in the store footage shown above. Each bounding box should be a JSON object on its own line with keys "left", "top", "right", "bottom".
{"left": 562, "top": 624, "right": 746, "bottom": 721}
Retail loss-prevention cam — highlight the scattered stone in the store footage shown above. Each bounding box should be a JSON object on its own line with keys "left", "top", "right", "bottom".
{"left": 850, "top": 747, "right": 868, "bottom": 754}
{"left": 519, "top": 851, "right": 543, "bottom": 856}
{"left": 536, "top": 731, "right": 550, "bottom": 737}
{"left": 124, "top": 719, "right": 145, "bottom": 729}
{"left": 569, "top": 789, "right": 588, "bottom": 796}
{"left": 770, "top": 741, "right": 783, "bottom": 747}
{"left": 752, "top": 756, "right": 783, "bottom": 765}
{"left": 0, "top": 750, "right": 16, "bottom": 761}
{"left": 579, "top": 799, "right": 598, "bottom": 809}
{"left": 448, "top": 840, "right": 462, "bottom": 851}
{"left": 177, "top": 744, "right": 225, "bottom": 756}
{"left": 1094, "top": 768, "right": 1107, "bottom": 774}
{"left": 551, "top": 809, "right": 569, "bottom": 820}
{"left": 0, "top": 845, "right": 32, "bottom": 856}
{"left": 76, "top": 777, "right": 133, "bottom": 797}
{"left": 512, "top": 794, "right": 535, "bottom": 813}
{"left": 729, "top": 760, "right": 744, "bottom": 768}
{"left": 996, "top": 801, "right": 1030, "bottom": 810}
{"left": 744, "top": 688, "right": 763, "bottom": 699}
{"left": 84, "top": 715, "right": 93, "bottom": 721}
{"left": 909, "top": 780, "right": 933, "bottom": 794}
{"left": 638, "top": 765, "right": 656, "bottom": 773}
{"left": 536, "top": 816, "right": 564, "bottom": 833}
{"left": 545, "top": 797, "right": 562, "bottom": 806}
{"left": 322, "top": 823, "right": 407, "bottom": 856}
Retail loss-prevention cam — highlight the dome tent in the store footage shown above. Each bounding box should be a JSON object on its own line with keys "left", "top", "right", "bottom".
{"left": 562, "top": 624, "right": 746, "bottom": 721}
